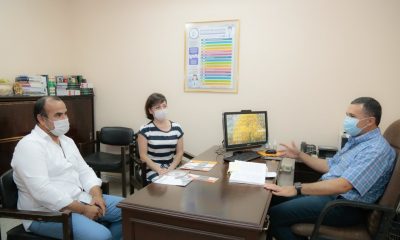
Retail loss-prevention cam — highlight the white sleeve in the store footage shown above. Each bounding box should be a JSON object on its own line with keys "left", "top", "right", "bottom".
{"left": 69, "top": 139, "right": 102, "bottom": 192}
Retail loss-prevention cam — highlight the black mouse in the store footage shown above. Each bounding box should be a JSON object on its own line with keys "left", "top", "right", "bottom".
{"left": 266, "top": 149, "right": 277, "bottom": 154}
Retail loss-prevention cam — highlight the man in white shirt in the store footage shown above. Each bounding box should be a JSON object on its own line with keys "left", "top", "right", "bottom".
{"left": 11, "top": 96, "right": 123, "bottom": 240}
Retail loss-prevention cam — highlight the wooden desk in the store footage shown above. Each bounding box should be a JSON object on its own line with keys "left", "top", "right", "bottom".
{"left": 118, "top": 146, "right": 280, "bottom": 240}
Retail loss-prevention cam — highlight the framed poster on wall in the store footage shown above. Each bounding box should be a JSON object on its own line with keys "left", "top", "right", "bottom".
{"left": 184, "top": 20, "right": 239, "bottom": 93}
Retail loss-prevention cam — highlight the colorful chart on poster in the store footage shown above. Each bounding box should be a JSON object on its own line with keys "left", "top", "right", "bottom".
{"left": 184, "top": 20, "right": 239, "bottom": 93}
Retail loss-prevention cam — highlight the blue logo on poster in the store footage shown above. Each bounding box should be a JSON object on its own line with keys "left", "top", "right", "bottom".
{"left": 189, "top": 58, "right": 198, "bottom": 65}
{"left": 189, "top": 47, "right": 198, "bottom": 54}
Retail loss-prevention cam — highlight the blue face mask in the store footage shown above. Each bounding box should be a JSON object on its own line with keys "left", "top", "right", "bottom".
{"left": 343, "top": 116, "right": 363, "bottom": 136}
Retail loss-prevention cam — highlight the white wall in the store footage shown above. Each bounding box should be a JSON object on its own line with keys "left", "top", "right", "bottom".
{"left": 2, "top": 0, "right": 400, "bottom": 155}
{"left": 0, "top": 0, "right": 74, "bottom": 78}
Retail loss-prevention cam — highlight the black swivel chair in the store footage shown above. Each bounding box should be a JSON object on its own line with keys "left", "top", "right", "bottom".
{"left": 130, "top": 133, "right": 195, "bottom": 193}
{"left": 80, "top": 127, "right": 134, "bottom": 197}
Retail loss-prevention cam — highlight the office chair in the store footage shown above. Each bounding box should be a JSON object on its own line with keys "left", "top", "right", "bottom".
{"left": 80, "top": 127, "right": 134, "bottom": 197}
{"left": 0, "top": 169, "right": 71, "bottom": 240}
{"left": 291, "top": 119, "right": 400, "bottom": 240}
{"left": 130, "top": 133, "right": 195, "bottom": 193}
{"left": 0, "top": 169, "right": 110, "bottom": 240}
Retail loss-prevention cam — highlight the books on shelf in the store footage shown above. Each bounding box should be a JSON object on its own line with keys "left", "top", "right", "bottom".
{"left": 80, "top": 82, "right": 94, "bottom": 95}
{"left": 54, "top": 75, "right": 94, "bottom": 96}
{"left": 14, "top": 74, "right": 94, "bottom": 97}
{"left": 15, "top": 75, "right": 48, "bottom": 96}
{"left": 179, "top": 160, "right": 217, "bottom": 172}
{"left": 228, "top": 161, "right": 267, "bottom": 186}
{"left": 154, "top": 170, "right": 192, "bottom": 186}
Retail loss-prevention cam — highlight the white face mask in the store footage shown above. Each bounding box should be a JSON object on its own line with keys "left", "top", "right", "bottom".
{"left": 48, "top": 118, "right": 70, "bottom": 136}
{"left": 154, "top": 108, "right": 167, "bottom": 121}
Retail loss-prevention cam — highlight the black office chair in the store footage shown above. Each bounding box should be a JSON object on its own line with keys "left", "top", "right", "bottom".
{"left": 80, "top": 127, "right": 134, "bottom": 197}
{"left": 130, "top": 133, "right": 195, "bottom": 193}
{"left": 0, "top": 169, "right": 71, "bottom": 240}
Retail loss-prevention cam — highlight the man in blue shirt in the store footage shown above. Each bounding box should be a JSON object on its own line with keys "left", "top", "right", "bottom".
{"left": 265, "top": 97, "right": 396, "bottom": 240}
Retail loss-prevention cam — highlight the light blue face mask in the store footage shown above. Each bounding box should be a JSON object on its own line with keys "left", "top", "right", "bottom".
{"left": 343, "top": 116, "right": 363, "bottom": 137}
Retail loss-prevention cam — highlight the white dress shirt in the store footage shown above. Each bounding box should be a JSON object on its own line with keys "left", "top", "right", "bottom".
{"left": 11, "top": 125, "right": 102, "bottom": 229}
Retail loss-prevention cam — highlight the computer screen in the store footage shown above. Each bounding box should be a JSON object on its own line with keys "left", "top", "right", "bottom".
{"left": 222, "top": 111, "right": 268, "bottom": 151}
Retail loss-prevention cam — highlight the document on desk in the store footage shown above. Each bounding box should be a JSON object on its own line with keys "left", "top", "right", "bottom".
{"left": 179, "top": 160, "right": 217, "bottom": 171}
{"left": 154, "top": 170, "right": 193, "bottom": 186}
{"left": 228, "top": 161, "right": 267, "bottom": 186}
{"left": 188, "top": 173, "right": 219, "bottom": 183}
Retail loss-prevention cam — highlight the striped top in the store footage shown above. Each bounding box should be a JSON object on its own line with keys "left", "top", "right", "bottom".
{"left": 139, "top": 121, "right": 184, "bottom": 164}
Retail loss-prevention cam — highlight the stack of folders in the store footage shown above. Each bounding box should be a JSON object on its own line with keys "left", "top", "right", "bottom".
{"left": 228, "top": 161, "right": 267, "bottom": 186}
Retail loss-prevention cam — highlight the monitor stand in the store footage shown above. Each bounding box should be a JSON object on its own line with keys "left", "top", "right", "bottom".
{"left": 232, "top": 150, "right": 244, "bottom": 155}
{"left": 224, "top": 149, "right": 260, "bottom": 162}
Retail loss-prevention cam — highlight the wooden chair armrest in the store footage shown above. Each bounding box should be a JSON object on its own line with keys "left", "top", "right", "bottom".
{"left": 0, "top": 208, "right": 70, "bottom": 222}
{"left": 132, "top": 157, "right": 148, "bottom": 187}
{"left": 0, "top": 208, "right": 73, "bottom": 240}
{"left": 140, "top": 160, "right": 148, "bottom": 187}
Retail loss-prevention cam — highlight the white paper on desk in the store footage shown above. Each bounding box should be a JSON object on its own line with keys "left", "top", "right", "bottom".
{"left": 154, "top": 170, "right": 192, "bottom": 186}
{"left": 228, "top": 161, "right": 267, "bottom": 186}
{"left": 266, "top": 172, "right": 277, "bottom": 178}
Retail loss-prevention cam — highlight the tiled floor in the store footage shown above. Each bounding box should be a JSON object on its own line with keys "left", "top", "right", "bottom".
{"left": 0, "top": 172, "right": 128, "bottom": 240}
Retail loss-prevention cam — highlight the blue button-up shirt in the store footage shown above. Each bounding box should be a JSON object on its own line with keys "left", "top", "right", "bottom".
{"left": 321, "top": 128, "right": 396, "bottom": 203}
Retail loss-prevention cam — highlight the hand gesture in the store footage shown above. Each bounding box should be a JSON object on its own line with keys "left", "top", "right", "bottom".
{"left": 264, "top": 183, "right": 297, "bottom": 197}
{"left": 280, "top": 141, "right": 301, "bottom": 159}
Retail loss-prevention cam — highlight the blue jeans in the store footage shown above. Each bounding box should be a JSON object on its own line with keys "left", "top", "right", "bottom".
{"left": 268, "top": 195, "right": 365, "bottom": 240}
{"left": 29, "top": 194, "right": 123, "bottom": 240}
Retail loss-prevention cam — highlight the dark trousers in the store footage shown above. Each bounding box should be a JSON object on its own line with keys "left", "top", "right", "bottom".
{"left": 268, "top": 195, "right": 365, "bottom": 240}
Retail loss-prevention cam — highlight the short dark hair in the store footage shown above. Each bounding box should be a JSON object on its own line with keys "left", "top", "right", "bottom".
{"left": 145, "top": 93, "right": 167, "bottom": 120}
{"left": 351, "top": 97, "right": 382, "bottom": 126}
{"left": 33, "top": 96, "right": 62, "bottom": 123}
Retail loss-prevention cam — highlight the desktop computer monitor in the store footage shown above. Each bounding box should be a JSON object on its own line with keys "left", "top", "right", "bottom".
{"left": 222, "top": 111, "right": 268, "bottom": 151}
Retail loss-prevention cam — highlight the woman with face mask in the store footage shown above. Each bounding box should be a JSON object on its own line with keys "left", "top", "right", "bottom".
{"left": 137, "top": 93, "right": 184, "bottom": 182}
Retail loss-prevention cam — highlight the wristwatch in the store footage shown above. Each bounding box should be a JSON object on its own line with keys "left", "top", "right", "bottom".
{"left": 294, "top": 182, "right": 302, "bottom": 195}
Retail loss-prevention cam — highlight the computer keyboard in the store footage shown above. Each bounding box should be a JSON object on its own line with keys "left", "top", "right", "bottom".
{"left": 223, "top": 151, "right": 260, "bottom": 162}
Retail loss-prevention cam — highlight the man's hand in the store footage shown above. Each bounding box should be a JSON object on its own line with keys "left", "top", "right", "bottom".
{"left": 82, "top": 204, "right": 103, "bottom": 220}
{"left": 90, "top": 196, "right": 106, "bottom": 216}
{"left": 264, "top": 183, "right": 297, "bottom": 197}
{"left": 280, "top": 141, "right": 301, "bottom": 159}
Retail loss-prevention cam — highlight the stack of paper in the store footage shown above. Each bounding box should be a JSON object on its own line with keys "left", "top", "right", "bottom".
{"left": 154, "top": 170, "right": 193, "bottom": 186}
{"left": 228, "top": 161, "right": 267, "bottom": 186}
